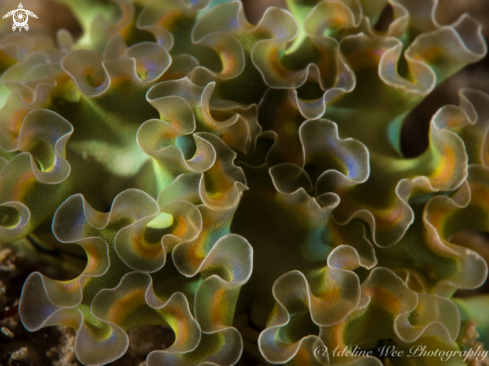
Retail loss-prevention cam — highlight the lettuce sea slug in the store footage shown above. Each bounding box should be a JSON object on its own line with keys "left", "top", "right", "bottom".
{"left": 0, "top": 0, "right": 489, "bottom": 365}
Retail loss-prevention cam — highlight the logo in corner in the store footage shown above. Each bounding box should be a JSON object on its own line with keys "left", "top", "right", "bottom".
{"left": 3, "top": 3, "right": 38, "bottom": 32}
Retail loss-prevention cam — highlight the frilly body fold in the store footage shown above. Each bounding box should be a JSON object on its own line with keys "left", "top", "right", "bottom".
{"left": 0, "top": 0, "right": 487, "bottom": 364}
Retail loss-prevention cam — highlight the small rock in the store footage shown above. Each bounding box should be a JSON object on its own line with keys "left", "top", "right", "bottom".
{"left": 0, "top": 248, "right": 16, "bottom": 271}
{"left": 11, "top": 347, "right": 28, "bottom": 360}
{"left": 1, "top": 326, "right": 14, "bottom": 338}
{"left": 47, "top": 326, "right": 78, "bottom": 366}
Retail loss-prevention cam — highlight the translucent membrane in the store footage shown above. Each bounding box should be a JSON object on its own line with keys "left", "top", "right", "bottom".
{"left": 2, "top": 0, "right": 487, "bottom": 364}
